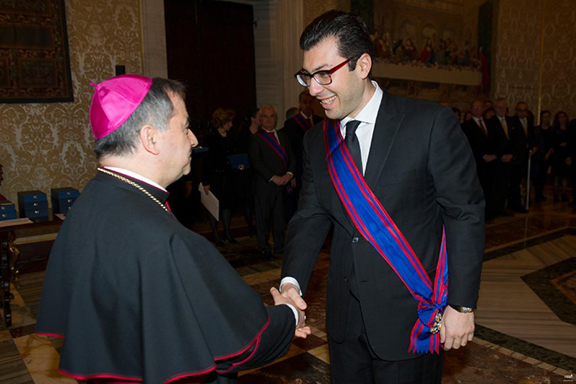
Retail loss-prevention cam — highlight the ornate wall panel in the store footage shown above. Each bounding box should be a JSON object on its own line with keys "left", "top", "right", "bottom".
{"left": 493, "top": 0, "right": 542, "bottom": 111}
{"left": 539, "top": 0, "right": 576, "bottom": 119}
{"left": 0, "top": 0, "right": 143, "bottom": 205}
{"left": 494, "top": 0, "right": 576, "bottom": 120}
{"left": 304, "top": 0, "right": 350, "bottom": 27}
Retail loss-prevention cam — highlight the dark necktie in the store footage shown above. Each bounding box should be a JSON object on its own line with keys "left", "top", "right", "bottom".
{"left": 345, "top": 120, "right": 362, "bottom": 173}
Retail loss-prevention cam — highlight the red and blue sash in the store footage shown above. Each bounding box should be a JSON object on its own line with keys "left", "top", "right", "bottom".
{"left": 257, "top": 129, "right": 287, "bottom": 171}
{"left": 294, "top": 113, "right": 312, "bottom": 132}
{"left": 324, "top": 119, "right": 448, "bottom": 354}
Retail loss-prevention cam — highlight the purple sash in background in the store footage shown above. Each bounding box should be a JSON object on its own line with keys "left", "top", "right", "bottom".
{"left": 256, "top": 129, "right": 287, "bottom": 171}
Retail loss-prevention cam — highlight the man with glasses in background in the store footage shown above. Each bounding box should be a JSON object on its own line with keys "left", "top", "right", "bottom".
{"left": 279, "top": 10, "right": 485, "bottom": 383}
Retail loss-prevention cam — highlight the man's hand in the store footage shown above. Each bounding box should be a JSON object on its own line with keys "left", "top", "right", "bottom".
{"left": 279, "top": 282, "right": 307, "bottom": 310}
{"left": 203, "top": 185, "right": 210, "bottom": 195}
{"left": 483, "top": 154, "right": 497, "bottom": 162}
{"left": 270, "top": 287, "right": 311, "bottom": 338}
{"left": 501, "top": 154, "right": 513, "bottom": 163}
{"left": 271, "top": 175, "right": 286, "bottom": 186}
{"left": 440, "top": 306, "right": 475, "bottom": 351}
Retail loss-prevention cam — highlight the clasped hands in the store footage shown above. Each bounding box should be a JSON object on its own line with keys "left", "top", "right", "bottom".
{"left": 271, "top": 174, "right": 295, "bottom": 188}
{"left": 271, "top": 283, "right": 310, "bottom": 338}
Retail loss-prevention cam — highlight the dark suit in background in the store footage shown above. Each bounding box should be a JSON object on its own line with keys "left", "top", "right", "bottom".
{"left": 283, "top": 112, "right": 324, "bottom": 219}
{"left": 249, "top": 129, "right": 295, "bottom": 254}
{"left": 509, "top": 115, "right": 534, "bottom": 211}
{"left": 487, "top": 115, "right": 515, "bottom": 214}
{"left": 462, "top": 117, "right": 498, "bottom": 218}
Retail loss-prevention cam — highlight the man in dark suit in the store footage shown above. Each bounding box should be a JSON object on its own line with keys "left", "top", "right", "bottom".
{"left": 461, "top": 99, "right": 498, "bottom": 220}
{"left": 283, "top": 91, "right": 324, "bottom": 219}
{"left": 508, "top": 101, "right": 535, "bottom": 212}
{"left": 249, "top": 104, "right": 296, "bottom": 257}
{"left": 487, "top": 97, "right": 515, "bottom": 216}
{"left": 280, "top": 11, "right": 484, "bottom": 384}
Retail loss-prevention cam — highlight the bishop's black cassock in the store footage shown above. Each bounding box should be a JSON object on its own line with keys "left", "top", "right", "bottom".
{"left": 36, "top": 170, "right": 295, "bottom": 384}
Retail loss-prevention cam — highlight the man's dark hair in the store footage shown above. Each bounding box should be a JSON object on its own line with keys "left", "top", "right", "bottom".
{"left": 300, "top": 10, "right": 374, "bottom": 76}
{"left": 94, "top": 78, "right": 186, "bottom": 160}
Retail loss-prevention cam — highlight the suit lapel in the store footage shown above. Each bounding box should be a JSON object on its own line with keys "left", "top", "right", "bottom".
{"left": 364, "top": 92, "right": 403, "bottom": 190}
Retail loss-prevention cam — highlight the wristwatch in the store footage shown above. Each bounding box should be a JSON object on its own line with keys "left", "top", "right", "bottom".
{"left": 449, "top": 305, "right": 475, "bottom": 313}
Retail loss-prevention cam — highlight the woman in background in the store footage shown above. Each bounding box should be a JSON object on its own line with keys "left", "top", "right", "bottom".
{"left": 202, "top": 108, "right": 238, "bottom": 245}
{"left": 551, "top": 111, "right": 572, "bottom": 202}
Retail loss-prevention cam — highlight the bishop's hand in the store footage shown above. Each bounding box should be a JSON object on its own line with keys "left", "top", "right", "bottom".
{"left": 270, "top": 287, "right": 311, "bottom": 338}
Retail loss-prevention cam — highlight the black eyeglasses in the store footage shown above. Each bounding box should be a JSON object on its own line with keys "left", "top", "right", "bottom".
{"left": 294, "top": 58, "right": 352, "bottom": 87}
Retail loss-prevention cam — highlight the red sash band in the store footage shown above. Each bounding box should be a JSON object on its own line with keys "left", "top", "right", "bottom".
{"left": 256, "top": 129, "right": 288, "bottom": 171}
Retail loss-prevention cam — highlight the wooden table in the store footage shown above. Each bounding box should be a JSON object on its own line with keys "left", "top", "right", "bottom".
{"left": 0, "top": 216, "right": 63, "bottom": 327}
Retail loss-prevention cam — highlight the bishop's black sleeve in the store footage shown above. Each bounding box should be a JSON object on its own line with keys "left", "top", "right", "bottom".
{"left": 214, "top": 305, "right": 295, "bottom": 374}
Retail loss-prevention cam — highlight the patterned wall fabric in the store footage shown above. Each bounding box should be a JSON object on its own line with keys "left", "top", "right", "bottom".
{"left": 539, "top": 0, "right": 576, "bottom": 119}
{"left": 304, "top": 0, "right": 350, "bottom": 27}
{"left": 0, "top": 0, "right": 143, "bottom": 204}
{"left": 494, "top": 0, "right": 576, "bottom": 120}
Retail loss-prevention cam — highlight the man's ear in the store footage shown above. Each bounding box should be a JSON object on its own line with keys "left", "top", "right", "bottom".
{"left": 139, "top": 125, "right": 161, "bottom": 155}
{"left": 357, "top": 53, "right": 372, "bottom": 80}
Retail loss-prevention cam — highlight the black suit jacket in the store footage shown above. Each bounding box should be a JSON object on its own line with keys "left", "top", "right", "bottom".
{"left": 248, "top": 129, "right": 295, "bottom": 195}
{"left": 461, "top": 117, "right": 497, "bottom": 182}
{"left": 509, "top": 116, "right": 534, "bottom": 165}
{"left": 282, "top": 92, "right": 485, "bottom": 360}
{"left": 283, "top": 113, "right": 324, "bottom": 184}
{"left": 487, "top": 115, "right": 514, "bottom": 157}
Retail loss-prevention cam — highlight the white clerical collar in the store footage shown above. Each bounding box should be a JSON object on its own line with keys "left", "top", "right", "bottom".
{"left": 103, "top": 166, "right": 167, "bottom": 192}
{"left": 341, "top": 80, "right": 383, "bottom": 127}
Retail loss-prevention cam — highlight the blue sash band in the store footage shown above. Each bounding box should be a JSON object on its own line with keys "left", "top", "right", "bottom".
{"left": 323, "top": 119, "right": 448, "bottom": 354}
{"left": 256, "top": 130, "right": 288, "bottom": 171}
{"left": 294, "top": 113, "right": 311, "bottom": 132}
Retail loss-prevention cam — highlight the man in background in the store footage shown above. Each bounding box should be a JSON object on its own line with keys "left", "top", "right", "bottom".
{"left": 249, "top": 104, "right": 296, "bottom": 258}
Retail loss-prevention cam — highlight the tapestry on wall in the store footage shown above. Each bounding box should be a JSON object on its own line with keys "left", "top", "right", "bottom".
{"left": 0, "top": 0, "right": 73, "bottom": 103}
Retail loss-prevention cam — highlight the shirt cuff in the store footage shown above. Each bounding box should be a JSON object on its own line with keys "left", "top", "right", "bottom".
{"left": 280, "top": 276, "right": 302, "bottom": 296}
{"left": 282, "top": 303, "right": 299, "bottom": 326}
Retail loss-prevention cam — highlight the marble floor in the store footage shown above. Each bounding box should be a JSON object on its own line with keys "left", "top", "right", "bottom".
{"left": 1, "top": 192, "right": 576, "bottom": 384}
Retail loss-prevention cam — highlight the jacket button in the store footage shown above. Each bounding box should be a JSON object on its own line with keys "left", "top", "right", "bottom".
{"left": 344, "top": 277, "right": 348, "bottom": 282}
{"left": 352, "top": 237, "right": 359, "bottom": 243}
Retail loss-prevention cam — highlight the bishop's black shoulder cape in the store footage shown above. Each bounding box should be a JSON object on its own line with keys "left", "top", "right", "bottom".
{"left": 36, "top": 170, "right": 295, "bottom": 384}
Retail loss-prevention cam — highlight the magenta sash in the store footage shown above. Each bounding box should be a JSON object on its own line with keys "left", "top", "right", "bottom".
{"left": 256, "top": 129, "right": 287, "bottom": 171}
{"left": 324, "top": 119, "right": 448, "bottom": 354}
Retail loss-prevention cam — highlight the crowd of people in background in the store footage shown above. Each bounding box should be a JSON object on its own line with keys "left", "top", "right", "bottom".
{"left": 456, "top": 98, "right": 576, "bottom": 222}
{"left": 169, "top": 91, "right": 576, "bottom": 247}
{"left": 170, "top": 91, "right": 321, "bottom": 254}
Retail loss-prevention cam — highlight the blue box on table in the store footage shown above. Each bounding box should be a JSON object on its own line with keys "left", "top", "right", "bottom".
{"left": 18, "top": 190, "right": 49, "bottom": 222}
{"left": 0, "top": 201, "right": 17, "bottom": 221}
{"left": 50, "top": 187, "right": 80, "bottom": 214}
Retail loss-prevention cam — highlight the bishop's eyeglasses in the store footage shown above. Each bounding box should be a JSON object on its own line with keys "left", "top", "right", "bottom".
{"left": 294, "top": 58, "right": 352, "bottom": 87}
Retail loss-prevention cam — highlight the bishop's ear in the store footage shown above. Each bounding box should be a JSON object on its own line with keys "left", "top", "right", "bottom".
{"left": 139, "top": 125, "right": 161, "bottom": 155}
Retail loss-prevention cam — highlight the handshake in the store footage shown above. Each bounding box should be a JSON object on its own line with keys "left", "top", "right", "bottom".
{"left": 270, "top": 282, "right": 311, "bottom": 338}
